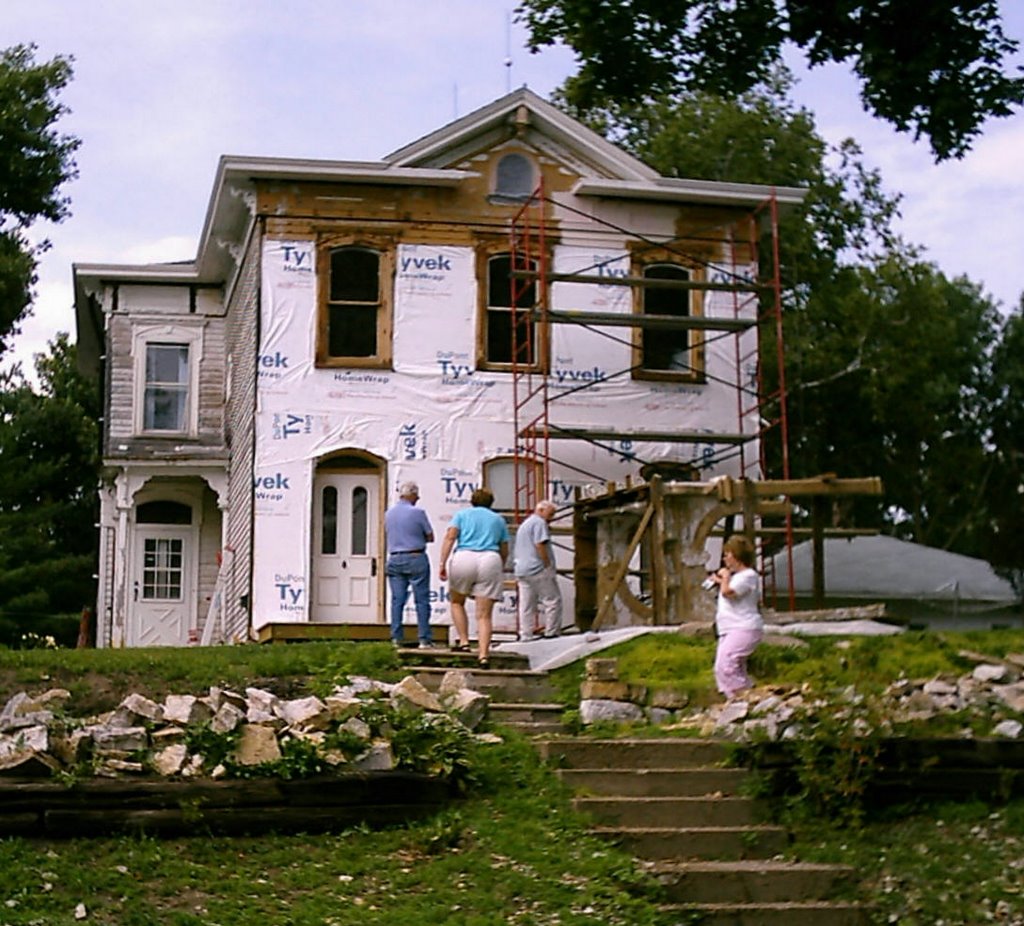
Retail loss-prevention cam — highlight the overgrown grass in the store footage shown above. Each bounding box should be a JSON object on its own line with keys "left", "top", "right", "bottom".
{"left": 0, "top": 736, "right": 672, "bottom": 926}
{"left": 0, "top": 641, "right": 403, "bottom": 713}
{"left": 788, "top": 797, "right": 1024, "bottom": 925}
{"left": 549, "top": 628, "right": 1024, "bottom": 705}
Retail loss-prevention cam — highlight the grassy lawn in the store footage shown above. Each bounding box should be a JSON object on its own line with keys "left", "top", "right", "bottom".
{"left": 2, "top": 630, "right": 1024, "bottom": 924}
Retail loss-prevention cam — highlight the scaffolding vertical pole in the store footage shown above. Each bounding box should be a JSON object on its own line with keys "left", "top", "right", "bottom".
{"left": 510, "top": 180, "right": 548, "bottom": 524}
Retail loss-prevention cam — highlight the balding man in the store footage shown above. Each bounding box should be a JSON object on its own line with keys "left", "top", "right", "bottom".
{"left": 384, "top": 481, "right": 435, "bottom": 648}
{"left": 513, "top": 500, "right": 563, "bottom": 641}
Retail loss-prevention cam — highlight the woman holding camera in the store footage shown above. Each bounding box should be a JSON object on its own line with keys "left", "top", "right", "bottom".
{"left": 709, "top": 534, "right": 763, "bottom": 699}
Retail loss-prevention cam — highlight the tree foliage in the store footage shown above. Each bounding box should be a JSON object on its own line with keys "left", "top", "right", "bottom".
{"left": 517, "top": 0, "right": 1024, "bottom": 160}
{"left": 560, "top": 75, "right": 1016, "bottom": 567}
{"left": 0, "top": 334, "right": 99, "bottom": 646}
{"left": 0, "top": 43, "right": 79, "bottom": 355}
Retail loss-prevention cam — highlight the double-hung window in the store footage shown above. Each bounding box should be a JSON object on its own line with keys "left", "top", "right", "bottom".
{"left": 480, "top": 252, "right": 542, "bottom": 371}
{"left": 143, "top": 343, "right": 190, "bottom": 432}
{"left": 318, "top": 243, "right": 393, "bottom": 367}
{"left": 133, "top": 324, "right": 201, "bottom": 438}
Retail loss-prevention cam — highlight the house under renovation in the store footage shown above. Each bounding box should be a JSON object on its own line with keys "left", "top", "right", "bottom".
{"left": 73, "top": 88, "right": 806, "bottom": 648}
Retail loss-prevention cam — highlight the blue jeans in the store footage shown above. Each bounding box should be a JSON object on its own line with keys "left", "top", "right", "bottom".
{"left": 386, "top": 552, "right": 432, "bottom": 645}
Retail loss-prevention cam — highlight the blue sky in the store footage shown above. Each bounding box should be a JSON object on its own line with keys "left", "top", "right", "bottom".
{"left": 3, "top": 0, "right": 1022, "bottom": 373}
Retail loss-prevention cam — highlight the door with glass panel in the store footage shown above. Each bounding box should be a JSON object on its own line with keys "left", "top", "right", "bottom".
{"left": 311, "top": 472, "right": 380, "bottom": 621}
{"left": 129, "top": 524, "right": 195, "bottom": 646}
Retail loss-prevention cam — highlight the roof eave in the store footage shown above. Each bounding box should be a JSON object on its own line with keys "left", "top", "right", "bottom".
{"left": 572, "top": 177, "right": 808, "bottom": 210}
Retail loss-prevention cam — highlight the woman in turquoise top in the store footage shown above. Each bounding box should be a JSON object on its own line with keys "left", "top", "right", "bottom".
{"left": 438, "top": 488, "right": 510, "bottom": 668}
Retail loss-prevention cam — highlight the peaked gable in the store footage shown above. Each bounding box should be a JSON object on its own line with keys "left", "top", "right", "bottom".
{"left": 386, "top": 87, "right": 658, "bottom": 183}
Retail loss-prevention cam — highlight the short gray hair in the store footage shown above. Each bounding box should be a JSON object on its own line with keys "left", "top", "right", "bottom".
{"left": 399, "top": 481, "right": 420, "bottom": 498}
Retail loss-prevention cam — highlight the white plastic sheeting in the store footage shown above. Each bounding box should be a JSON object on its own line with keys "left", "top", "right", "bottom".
{"left": 252, "top": 238, "right": 757, "bottom": 633}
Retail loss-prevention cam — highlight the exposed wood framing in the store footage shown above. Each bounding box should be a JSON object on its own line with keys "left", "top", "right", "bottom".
{"left": 574, "top": 474, "right": 884, "bottom": 629}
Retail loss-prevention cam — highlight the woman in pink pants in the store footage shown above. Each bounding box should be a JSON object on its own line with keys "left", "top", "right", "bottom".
{"left": 709, "top": 535, "right": 763, "bottom": 699}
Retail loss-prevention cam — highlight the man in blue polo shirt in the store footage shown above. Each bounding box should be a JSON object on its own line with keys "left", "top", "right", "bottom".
{"left": 384, "top": 482, "right": 435, "bottom": 647}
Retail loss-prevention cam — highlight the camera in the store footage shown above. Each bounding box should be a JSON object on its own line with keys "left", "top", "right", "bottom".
{"left": 701, "top": 575, "right": 718, "bottom": 591}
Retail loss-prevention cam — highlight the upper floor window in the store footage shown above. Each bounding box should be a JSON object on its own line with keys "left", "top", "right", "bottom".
{"left": 144, "top": 342, "right": 190, "bottom": 432}
{"left": 493, "top": 153, "right": 535, "bottom": 201}
{"left": 633, "top": 262, "right": 702, "bottom": 382}
{"left": 480, "top": 252, "right": 542, "bottom": 370}
{"left": 132, "top": 324, "right": 202, "bottom": 438}
{"left": 318, "top": 244, "right": 393, "bottom": 367}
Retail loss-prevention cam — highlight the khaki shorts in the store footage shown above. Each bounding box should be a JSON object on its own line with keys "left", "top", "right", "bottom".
{"left": 448, "top": 549, "right": 504, "bottom": 600}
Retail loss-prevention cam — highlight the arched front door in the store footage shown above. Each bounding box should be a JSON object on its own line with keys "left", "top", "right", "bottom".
{"left": 311, "top": 458, "right": 383, "bottom": 623}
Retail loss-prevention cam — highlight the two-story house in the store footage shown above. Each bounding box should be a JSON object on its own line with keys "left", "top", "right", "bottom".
{"left": 74, "top": 89, "right": 804, "bottom": 648}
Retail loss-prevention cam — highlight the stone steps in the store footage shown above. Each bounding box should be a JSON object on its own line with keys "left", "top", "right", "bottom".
{"left": 559, "top": 767, "right": 750, "bottom": 796}
{"left": 577, "top": 795, "right": 763, "bottom": 827}
{"left": 659, "top": 900, "right": 869, "bottom": 926}
{"left": 400, "top": 650, "right": 568, "bottom": 735}
{"left": 650, "top": 859, "right": 858, "bottom": 903}
{"left": 537, "top": 737, "right": 869, "bottom": 926}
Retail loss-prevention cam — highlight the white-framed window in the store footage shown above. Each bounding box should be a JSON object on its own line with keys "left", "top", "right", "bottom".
{"left": 133, "top": 324, "right": 202, "bottom": 436}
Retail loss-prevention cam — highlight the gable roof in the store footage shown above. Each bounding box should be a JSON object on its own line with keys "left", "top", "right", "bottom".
{"left": 770, "top": 535, "right": 1020, "bottom": 604}
{"left": 386, "top": 87, "right": 659, "bottom": 182}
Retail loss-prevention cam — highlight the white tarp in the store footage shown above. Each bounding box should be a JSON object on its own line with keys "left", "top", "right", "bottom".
{"left": 253, "top": 237, "right": 758, "bottom": 633}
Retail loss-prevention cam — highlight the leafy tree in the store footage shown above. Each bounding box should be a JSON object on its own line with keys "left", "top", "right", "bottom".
{"left": 0, "top": 334, "right": 99, "bottom": 646}
{"left": 517, "top": 0, "right": 1024, "bottom": 160}
{"left": 985, "top": 303, "right": 1024, "bottom": 585}
{"left": 558, "top": 75, "right": 1009, "bottom": 559}
{"left": 0, "top": 43, "right": 79, "bottom": 355}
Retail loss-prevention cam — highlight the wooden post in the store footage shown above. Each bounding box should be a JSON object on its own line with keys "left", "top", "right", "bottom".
{"left": 591, "top": 503, "right": 654, "bottom": 631}
{"left": 811, "top": 496, "right": 827, "bottom": 607}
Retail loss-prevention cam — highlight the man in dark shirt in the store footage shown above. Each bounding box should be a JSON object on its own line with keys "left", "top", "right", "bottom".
{"left": 384, "top": 482, "right": 435, "bottom": 647}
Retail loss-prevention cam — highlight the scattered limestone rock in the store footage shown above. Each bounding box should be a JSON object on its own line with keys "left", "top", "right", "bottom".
{"left": 390, "top": 676, "right": 443, "bottom": 713}
{"left": 233, "top": 724, "right": 282, "bottom": 766}
{"left": 580, "top": 699, "right": 644, "bottom": 724}
{"left": 974, "top": 664, "right": 1009, "bottom": 683}
{"left": 210, "top": 701, "right": 245, "bottom": 734}
{"left": 275, "top": 696, "right": 329, "bottom": 730}
{"left": 992, "top": 719, "right": 1023, "bottom": 739}
{"left": 152, "top": 743, "right": 188, "bottom": 776}
{"left": 352, "top": 740, "right": 394, "bottom": 771}
{"left": 163, "top": 694, "right": 213, "bottom": 726}
{"left": 444, "top": 688, "right": 489, "bottom": 730}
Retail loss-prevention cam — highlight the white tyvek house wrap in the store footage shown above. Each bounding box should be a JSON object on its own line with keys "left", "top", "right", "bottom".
{"left": 253, "top": 238, "right": 758, "bottom": 633}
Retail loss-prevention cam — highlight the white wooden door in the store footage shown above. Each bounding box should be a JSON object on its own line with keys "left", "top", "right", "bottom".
{"left": 312, "top": 473, "right": 380, "bottom": 622}
{"left": 130, "top": 528, "right": 194, "bottom": 646}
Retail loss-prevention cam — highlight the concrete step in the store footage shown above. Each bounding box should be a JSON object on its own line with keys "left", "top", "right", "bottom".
{"left": 558, "top": 767, "right": 749, "bottom": 797}
{"left": 576, "top": 795, "right": 763, "bottom": 828}
{"left": 411, "top": 665, "right": 558, "bottom": 702}
{"left": 538, "top": 737, "right": 730, "bottom": 769}
{"left": 659, "top": 900, "right": 870, "bottom": 926}
{"left": 398, "top": 648, "right": 530, "bottom": 671}
{"left": 590, "top": 824, "right": 789, "bottom": 860}
{"left": 650, "top": 859, "right": 858, "bottom": 903}
{"left": 506, "top": 720, "right": 570, "bottom": 736}
{"left": 488, "top": 702, "right": 564, "bottom": 724}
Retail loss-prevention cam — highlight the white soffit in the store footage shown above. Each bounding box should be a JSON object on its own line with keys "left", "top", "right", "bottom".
{"left": 572, "top": 176, "right": 808, "bottom": 209}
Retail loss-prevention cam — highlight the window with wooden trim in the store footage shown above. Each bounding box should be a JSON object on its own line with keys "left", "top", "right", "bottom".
{"left": 318, "top": 244, "right": 393, "bottom": 367}
{"left": 479, "top": 252, "right": 542, "bottom": 371}
{"left": 483, "top": 456, "right": 545, "bottom": 517}
{"left": 632, "top": 262, "right": 703, "bottom": 382}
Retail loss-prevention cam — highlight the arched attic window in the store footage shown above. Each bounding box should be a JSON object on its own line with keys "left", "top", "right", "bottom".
{"left": 492, "top": 153, "right": 535, "bottom": 201}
